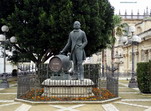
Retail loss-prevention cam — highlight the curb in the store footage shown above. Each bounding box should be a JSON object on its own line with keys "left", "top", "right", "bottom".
{"left": 14, "top": 97, "right": 121, "bottom": 104}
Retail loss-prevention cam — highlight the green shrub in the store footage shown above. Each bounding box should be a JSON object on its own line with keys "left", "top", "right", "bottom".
{"left": 137, "top": 61, "right": 151, "bottom": 93}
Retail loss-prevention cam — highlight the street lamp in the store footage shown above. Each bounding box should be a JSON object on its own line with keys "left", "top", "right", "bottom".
{"left": 0, "top": 25, "right": 17, "bottom": 88}
{"left": 114, "top": 51, "right": 123, "bottom": 76}
{"left": 121, "top": 26, "right": 141, "bottom": 88}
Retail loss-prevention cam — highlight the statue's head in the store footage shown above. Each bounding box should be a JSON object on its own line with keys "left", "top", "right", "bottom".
{"left": 73, "top": 21, "right": 81, "bottom": 29}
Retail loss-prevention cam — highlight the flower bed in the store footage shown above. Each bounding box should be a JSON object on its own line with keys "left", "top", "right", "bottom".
{"left": 21, "top": 88, "right": 116, "bottom": 101}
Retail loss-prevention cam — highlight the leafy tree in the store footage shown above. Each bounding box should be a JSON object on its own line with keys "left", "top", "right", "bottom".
{"left": 71, "top": 0, "right": 114, "bottom": 54}
{"left": 1, "top": 0, "right": 114, "bottom": 66}
{"left": 0, "top": 0, "right": 15, "bottom": 23}
{"left": 2, "top": 0, "right": 73, "bottom": 65}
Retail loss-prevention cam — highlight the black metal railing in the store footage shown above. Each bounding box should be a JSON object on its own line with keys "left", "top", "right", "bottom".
{"left": 16, "top": 63, "right": 118, "bottom": 101}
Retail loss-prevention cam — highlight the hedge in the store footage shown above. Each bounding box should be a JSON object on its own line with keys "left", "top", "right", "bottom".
{"left": 137, "top": 61, "right": 151, "bottom": 93}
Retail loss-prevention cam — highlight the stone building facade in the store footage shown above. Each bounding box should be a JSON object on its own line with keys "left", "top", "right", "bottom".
{"left": 117, "top": 18, "right": 151, "bottom": 74}
{"left": 89, "top": 10, "right": 151, "bottom": 76}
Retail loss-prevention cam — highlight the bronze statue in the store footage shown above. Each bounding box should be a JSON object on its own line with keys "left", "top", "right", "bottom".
{"left": 60, "top": 21, "right": 88, "bottom": 80}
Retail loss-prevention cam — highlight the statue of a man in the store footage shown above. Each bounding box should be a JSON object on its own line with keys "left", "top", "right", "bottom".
{"left": 60, "top": 21, "right": 88, "bottom": 80}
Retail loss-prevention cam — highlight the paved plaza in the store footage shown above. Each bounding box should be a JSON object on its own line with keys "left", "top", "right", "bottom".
{"left": 0, "top": 79, "right": 151, "bottom": 111}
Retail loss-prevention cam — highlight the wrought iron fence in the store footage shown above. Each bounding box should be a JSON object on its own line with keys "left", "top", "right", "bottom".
{"left": 0, "top": 73, "right": 12, "bottom": 79}
{"left": 99, "top": 65, "right": 119, "bottom": 97}
{"left": 16, "top": 63, "right": 118, "bottom": 101}
{"left": 0, "top": 70, "right": 35, "bottom": 80}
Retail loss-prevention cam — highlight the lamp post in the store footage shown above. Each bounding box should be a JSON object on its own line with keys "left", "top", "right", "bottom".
{"left": 121, "top": 26, "right": 141, "bottom": 88}
{"left": 115, "top": 52, "right": 123, "bottom": 68}
{"left": 114, "top": 51, "right": 123, "bottom": 79}
{"left": 0, "top": 25, "right": 17, "bottom": 88}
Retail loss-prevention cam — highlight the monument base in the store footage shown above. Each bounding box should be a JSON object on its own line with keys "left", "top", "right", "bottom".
{"left": 50, "top": 73, "right": 72, "bottom": 80}
{"left": 128, "top": 78, "right": 138, "bottom": 88}
{"left": 41, "top": 79, "right": 94, "bottom": 97}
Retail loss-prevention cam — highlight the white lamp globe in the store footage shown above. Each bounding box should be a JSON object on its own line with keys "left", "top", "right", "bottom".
{"left": 10, "top": 36, "right": 17, "bottom": 43}
{"left": 132, "top": 35, "right": 141, "bottom": 43}
{"left": 129, "top": 26, "right": 136, "bottom": 33}
{"left": 121, "top": 36, "right": 128, "bottom": 44}
{"left": 1, "top": 25, "right": 9, "bottom": 32}
{"left": 0, "top": 34, "right": 6, "bottom": 42}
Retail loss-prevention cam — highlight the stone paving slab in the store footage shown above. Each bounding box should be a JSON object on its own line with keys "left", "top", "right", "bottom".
{"left": 119, "top": 93, "right": 151, "bottom": 99}
{"left": 0, "top": 103, "right": 21, "bottom": 111}
{"left": 119, "top": 88, "right": 138, "bottom": 92}
{"left": 30, "top": 104, "right": 105, "bottom": 111}
{"left": 0, "top": 94, "right": 16, "bottom": 100}
{"left": 113, "top": 102, "right": 146, "bottom": 111}
{"left": 0, "top": 103, "right": 12, "bottom": 105}
{"left": 76, "top": 104, "right": 105, "bottom": 111}
{"left": 123, "top": 101, "right": 151, "bottom": 107}
{"left": 102, "top": 104, "right": 119, "bottom": 111}
{"left": 0, "top": 100, "right": 14, "bottom": 102}
{"left": 0, "top": 88, "right": 17, "bottom": 93}
{"left": 30, "top": 104, "right": 57, "bottom": 111}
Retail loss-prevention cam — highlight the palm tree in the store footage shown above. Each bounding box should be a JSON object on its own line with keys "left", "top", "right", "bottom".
{"left": 101, "top": 15, "right": 129, "bottom": 76}
{"left": 109, "top": 15, "right": 129, "bottom": 76}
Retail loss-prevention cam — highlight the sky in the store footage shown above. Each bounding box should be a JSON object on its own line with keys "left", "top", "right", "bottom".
{"left": 109, "top": 0, "right": 151, "bottom": 15}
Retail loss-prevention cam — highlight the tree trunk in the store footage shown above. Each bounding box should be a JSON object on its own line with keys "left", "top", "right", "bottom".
{"left": 102, "top": 49, "right": 105, "bottom": 77}
{"left": 111, "top": 45, "right": 115, "bottom": 76}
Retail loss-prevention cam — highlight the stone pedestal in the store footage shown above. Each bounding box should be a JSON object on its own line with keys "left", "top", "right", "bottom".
{"left": 128, "top": 78, "right": 138, "bottom": 88}
{"left": 50, "top": 73, "right": 72, "bottom": 80}
{"left": 42, "top": 79, "right": 94, "bottom": 97}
